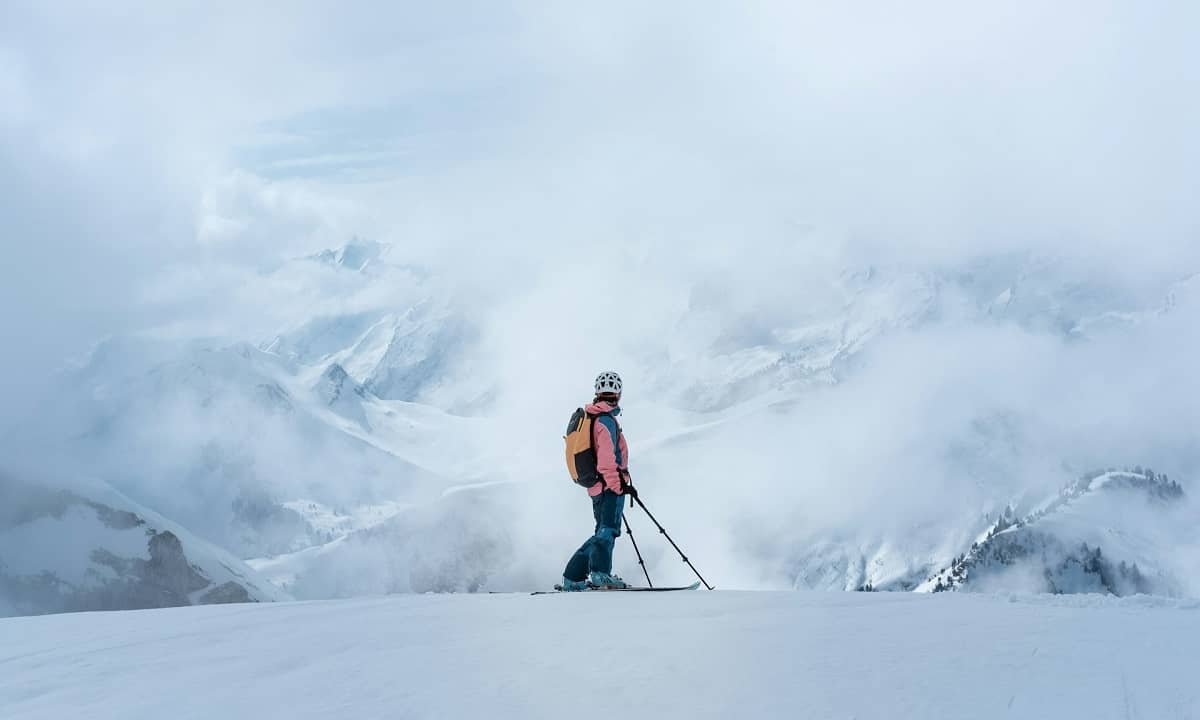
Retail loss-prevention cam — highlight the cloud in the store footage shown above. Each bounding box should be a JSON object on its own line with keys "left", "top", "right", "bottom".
{"left": 2, "top": 2, "right": 1199, "bottom": 595}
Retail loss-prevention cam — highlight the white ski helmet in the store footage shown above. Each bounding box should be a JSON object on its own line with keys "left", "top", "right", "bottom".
{"left": 594, "top": 371, "right": 623, "bottom": 397}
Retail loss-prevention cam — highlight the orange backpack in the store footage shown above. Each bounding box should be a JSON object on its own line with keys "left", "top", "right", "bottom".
{"left": 564, "top": 407, "right": 607, "bottom": 488}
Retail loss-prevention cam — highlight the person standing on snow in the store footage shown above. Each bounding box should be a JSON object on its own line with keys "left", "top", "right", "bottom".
{"left": 560, "top": 371, "right": 639, "bottom": 590}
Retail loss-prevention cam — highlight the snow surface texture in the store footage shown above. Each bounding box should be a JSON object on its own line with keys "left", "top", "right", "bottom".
{"left": 1, "top": 591, "right": 1198, "bottom": 720}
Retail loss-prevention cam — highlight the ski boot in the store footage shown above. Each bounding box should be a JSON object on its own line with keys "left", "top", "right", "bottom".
{"left": 588, "top": 571, "right": 628, "bottom": 589}
{"left": 559, "top": 577, "right": 589, "bottom": 592}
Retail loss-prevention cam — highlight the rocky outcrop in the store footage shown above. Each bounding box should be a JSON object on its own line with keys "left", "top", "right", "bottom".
{"left": 200, "top": 581, "right": 254, "bottom": 604}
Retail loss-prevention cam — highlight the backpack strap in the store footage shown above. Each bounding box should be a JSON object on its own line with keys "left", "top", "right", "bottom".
{"left": 586, "top": 410, "right": 616, "bottom": 448}
{"left": 592, "top": 411, "right": 623, "bottom": 468}
{"left": 585, "top": 410, "right": 614, "bottom": 486}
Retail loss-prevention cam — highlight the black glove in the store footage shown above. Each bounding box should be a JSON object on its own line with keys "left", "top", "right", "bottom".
{"left": 618, "top": 468, "right": 637, "bottom": 499}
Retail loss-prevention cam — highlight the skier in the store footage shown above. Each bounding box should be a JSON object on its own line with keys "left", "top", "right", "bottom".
{"left": 560, "top": 371, "right": 638, "bottom": 591}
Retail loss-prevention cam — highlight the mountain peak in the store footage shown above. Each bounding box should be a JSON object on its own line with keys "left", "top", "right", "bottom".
{"left": 322, "top": 362, "right": 351, "bottom": 385}
{"left": 317, "top": 363, "right": 362, "bottom": 403}
{"left": 315, "top": 363, "right": 371, "bottom": 430}
{"left": 309, "top": 238, "right": 387, "bottom": 272}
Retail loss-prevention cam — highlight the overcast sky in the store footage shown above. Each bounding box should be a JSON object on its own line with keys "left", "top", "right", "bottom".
{"left": 2, "top": 1, "right": 1198, "bottom": 418}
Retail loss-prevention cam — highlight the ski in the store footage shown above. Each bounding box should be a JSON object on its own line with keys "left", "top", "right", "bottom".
{"left": 590, "top": 581, "right": 702, "bottom": 592}
{"left": 532, "top": 581, "right": 701, "bottom": 595}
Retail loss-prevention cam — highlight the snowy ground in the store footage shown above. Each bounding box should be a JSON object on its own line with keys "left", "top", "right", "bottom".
{"left": 2, "top": 592, "right": 1198, "bottom": 719}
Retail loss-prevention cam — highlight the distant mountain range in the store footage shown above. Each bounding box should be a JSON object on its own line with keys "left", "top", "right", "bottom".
{"left": 3, "top": 240, "right": 1196, "bottom": 615}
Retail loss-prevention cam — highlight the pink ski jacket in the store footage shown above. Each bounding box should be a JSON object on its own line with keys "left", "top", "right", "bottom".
{"left": 585, "top": 400, "right": 629, "bottom": 497}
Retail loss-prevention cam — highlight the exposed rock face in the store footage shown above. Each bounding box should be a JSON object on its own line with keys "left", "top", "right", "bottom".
{"left": 90, "top": 502, "right": 145, "bottom": 530}
{"left": 145, "top": 531, "right": 212, "bottom": 596}
{"left": 200, "top": 581, "right": 253, "bottom": 604}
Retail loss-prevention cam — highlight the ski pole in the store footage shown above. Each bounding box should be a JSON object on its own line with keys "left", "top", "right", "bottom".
{"left": 632, "top": 495, "right": 715, "bottom": 590}
{"left": 622, "top": 514, "right": 653, "bottom": 588}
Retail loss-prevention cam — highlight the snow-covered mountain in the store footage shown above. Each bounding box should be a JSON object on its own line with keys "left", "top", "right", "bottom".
{"left": 0, "top": 475, "right": 287, "bottom": 618}
{"left": 24, "top": 240, "right": 511, "bottom": 564}
{"left": 917, "top": 469, "right": 1187, "bottom": 596}
{"left": 248, "top": 482, "right": 521, "bottom": 598}
{"left": 265, "top": 238, "right": 484, "bottom": 411}
{"left": 5, "top": 238, "right": 1198, "bottom": 614}
{"left": 784, "top": 469, "right": 1190, "bottom": 596}
{"left": 645, "top": 259, "right": 1192, "bottom": 413}
{"left": 51, "top": 336, "right": 463, "bottom": 559}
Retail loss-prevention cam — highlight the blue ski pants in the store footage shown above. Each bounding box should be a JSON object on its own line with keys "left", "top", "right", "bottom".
{"left": 563, "top": 490, "right": 626, "bottom": 581}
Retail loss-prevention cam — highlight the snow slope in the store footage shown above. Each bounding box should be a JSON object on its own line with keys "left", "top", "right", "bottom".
{"left": 917, "top": 471, "right": 1188, "bottom": 596}
{"left": 49, "top": 334, "right": 481, "bottom": 559}
{"left": 247, "top": 483, "right": 519, "bottom": 598}
{"left": 1, "top": 591, "right": 1198, "bottom": 719}
{"left": 0, "top": 477, "right": 287, "bottom": 617}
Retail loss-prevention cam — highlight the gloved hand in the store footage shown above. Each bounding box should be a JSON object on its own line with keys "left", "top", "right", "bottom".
{"left": 618, "top": 469, "right": 638, "bottom": 500}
